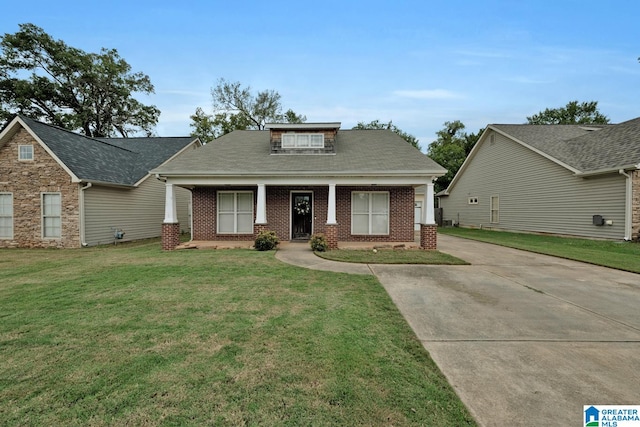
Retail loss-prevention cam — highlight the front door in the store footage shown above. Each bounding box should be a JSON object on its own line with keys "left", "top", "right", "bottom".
{"left": 291, "top": 193, "right": 312, "bottom": 240}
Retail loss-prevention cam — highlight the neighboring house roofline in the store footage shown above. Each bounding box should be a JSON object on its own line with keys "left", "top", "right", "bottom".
{"left": 444, "top": 125, "right": 584, "bottom": 195}
{"left": 132, "top": 137, "right": 201, "bottom": 187}
{"left": 0, "top": 116, "right": 82, "bottom": 182}
{"left": 489, "top": 126, "right": 583, "bottom": 174}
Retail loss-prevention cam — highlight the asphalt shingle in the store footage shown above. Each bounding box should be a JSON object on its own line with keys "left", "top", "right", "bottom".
{"left": 19, "top": 116, "right": 196, "bottom": 185}
{"left": 153, "top": 129, "right": 445, "bottom": 176}
{"left": 491, "top": 121, "right": 640, "bottom": 173}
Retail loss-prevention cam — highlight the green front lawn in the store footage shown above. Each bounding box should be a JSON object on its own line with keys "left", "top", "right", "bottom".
{"left": 0, "top": 241, "right": 475, "bottom": 426}
{"left": 439, "top": 227, "right": 640, "bottom": 273}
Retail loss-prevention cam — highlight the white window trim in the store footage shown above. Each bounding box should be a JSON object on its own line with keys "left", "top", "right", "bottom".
{"left": 351, "top": 191, "right": 390, "bottom": 235}
{"left": 0, "top": 192, "right": 13, "bottom": 239}
{"left": 217, "top": 191, "right": 254, "bottom": 234}
{"left": 490, "top": 195, "right": 499, "bottom": 223}
{"left": 41, "top": 192, "right": 62, "bottom": 239}
{"left": 468, "top": 197, "right": 478, "bottom": 205}
{"left": 18, "top": 145, "right": 34, "bottom": 161}
{"left": 282, "top": 133, "right": 325, "bottom": 149}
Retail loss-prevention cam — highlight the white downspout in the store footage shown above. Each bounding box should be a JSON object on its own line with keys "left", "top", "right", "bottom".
{"left": 79, "top": 182, "right": 92, "bottom": 247}
{"left": 618, "top": 169, "right": 632, "bottom": 241}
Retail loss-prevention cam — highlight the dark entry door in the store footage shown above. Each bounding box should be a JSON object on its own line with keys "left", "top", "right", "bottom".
{"left": 292, "top": 193, "right": 312, "bottom": 240}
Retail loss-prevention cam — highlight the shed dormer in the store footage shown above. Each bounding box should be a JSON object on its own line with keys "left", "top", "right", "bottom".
{"left": 266, "top": 122, "right": 340, "bottom": 154}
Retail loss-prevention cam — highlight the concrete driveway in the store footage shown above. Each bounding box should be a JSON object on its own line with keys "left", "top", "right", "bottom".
{"left": 371, "top": 234, "right": 640, "bottom": 427}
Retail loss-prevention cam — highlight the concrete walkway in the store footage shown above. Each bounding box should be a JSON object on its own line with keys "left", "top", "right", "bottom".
{"left": 275, "top": 234, "right": 640, "bottom": 427}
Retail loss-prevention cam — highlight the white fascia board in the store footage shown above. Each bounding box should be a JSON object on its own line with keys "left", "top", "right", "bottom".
{"left": 575, "top": 164, "right": 640, "bottom": 178}
{"left": 164, "top": 174, "right": 441, "bottom": 187}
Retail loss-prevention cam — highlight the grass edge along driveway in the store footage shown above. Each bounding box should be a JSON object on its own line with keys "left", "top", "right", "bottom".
{"left": 439, "top": 227, "right": 640, "bottom": 274}
{"left": 0, "top": 241, "right": 476, "bottom": 427}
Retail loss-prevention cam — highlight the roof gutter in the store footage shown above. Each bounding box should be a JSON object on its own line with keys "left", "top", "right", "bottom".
{"left": 618, "top": 169, "right": 633, "bottom": 241}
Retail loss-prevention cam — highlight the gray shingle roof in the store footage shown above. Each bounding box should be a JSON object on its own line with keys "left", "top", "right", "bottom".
{"left": 153, "top": 129, "right": 445, "bottom": 176}
{"left": 492, "top": 119, "right": 640, "bottom": 173}
{"left": 19, "top": 116, "right": 197, "bottom": 185}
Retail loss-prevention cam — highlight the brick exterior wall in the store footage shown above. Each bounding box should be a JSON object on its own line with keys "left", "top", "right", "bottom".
{"left": 0, "top": 128, "right": 80, "bottom": 248}
{"left": 324, "top": 224, "right": 338, "bottom": 249}
{"left": 420, "top": 224, "right": 437, "bottom": 250}
{"left": 162, "top": 223, "right": 181, "bottom": 250}
{"left": 633, "top": 170, "right": 640, "bottom": 241}
{"left": 190, "top": 185, "right": 415, "bottom": 244}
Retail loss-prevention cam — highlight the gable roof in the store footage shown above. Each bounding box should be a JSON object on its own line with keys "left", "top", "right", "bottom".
{"left": 152, "top": 128, "right": 446, "bottom": 178}
{"left": 443, "top": 118, "right": 640, "bottom": 195}
{"left": 492, "top": 119, "right": 640, "bottom": 174}
{"left": 0, "top": 115, "right": 199, "bottom": 186}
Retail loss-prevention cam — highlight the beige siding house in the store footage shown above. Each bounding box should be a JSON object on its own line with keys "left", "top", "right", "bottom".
{"left": 0, "top": 115, "right": 200, "bottom": 248}
{"left": 439, "top": 118, "right": 640, "bottom": 241}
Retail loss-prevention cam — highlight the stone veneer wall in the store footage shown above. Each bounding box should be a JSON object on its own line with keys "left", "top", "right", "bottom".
{"left": 633, "top": 170, "right": 640, "bottom": 240}
{"left": 0, "top": 128, "right": 80, "bottom": 248}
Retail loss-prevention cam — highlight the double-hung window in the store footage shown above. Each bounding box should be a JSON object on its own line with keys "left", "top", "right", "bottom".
{"left": 217, "top": 191, "right": 253, "bottom": 234}
{"left": 0, "top": 193, "right": 13, "bottom": 239}
{"left": 282, "top": 133, "right": 324, "bottom": 149}
{"left": 42, "top": 193, "right": 61, "bottom": 238}
{"left": 19, "top": 145, "right": 33, "bottom": 161}
{"left": 351, "top": 192, "right": 389, "bottom": 235}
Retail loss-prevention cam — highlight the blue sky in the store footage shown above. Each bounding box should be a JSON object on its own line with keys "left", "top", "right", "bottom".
{"left": 2, "top": 0, "right": 640, "bottom": 149}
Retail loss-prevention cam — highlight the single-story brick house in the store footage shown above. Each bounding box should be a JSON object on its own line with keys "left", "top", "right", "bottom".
{"left": 438, "top": 117, "right": 640, "bottom": 240}
{"left": 0, "top": 115, "right": 201, "bottom": 248}
{"left": 152, "top": 122, "right": 446, "bottom": 250}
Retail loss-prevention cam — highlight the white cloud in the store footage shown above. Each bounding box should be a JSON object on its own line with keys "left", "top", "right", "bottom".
{"left": 392, "top": 89, "right": 462, "bottom": 100}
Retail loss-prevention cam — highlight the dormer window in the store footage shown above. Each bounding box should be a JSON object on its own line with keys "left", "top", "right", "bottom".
{"left": 282, "top": 133, "right": 324, "bottom": 149}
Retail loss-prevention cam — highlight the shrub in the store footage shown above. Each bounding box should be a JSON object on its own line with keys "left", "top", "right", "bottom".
{"left": 254, "top": 230, "right": 279, "bottom": 251}
{"left": 309, "top": 233, "right": 329, "bottom": 252}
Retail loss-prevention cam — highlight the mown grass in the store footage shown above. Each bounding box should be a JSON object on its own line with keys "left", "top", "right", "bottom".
{"left": 439, "top": 227, "right": 640, "bottom": 273}
{"left": 0, "top": 240, "right": 476, "bottom": 426}
{"left": 315, "top": 249, "right": 468, "bottom": 265}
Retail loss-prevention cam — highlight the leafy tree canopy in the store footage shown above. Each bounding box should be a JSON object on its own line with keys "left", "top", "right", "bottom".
{"left": 0, "top": 23, "right": 160, "bottom": 137}
{"left": 352, "top": 119, "right": 421, "bottom": 150}
{"left": 191, "top": 78, "right": 306, "bottom": 142}
{"left": 526, "top": 100, "right": 609, "bottom": 125}
{"left": 426, "top": 120, "right": 483, "bottom": 193}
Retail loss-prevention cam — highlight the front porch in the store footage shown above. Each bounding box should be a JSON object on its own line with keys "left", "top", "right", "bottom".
{"left": 162, "top": 182, "right": 438, "bottom": 250}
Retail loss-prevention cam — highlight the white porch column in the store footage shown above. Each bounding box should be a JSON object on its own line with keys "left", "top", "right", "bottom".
{"left": 163, "top": 183, "right": 178, "bottom": 223}
{"left": 327, "top": 183, "right": 337, "bottom": 224}
{"left": 256, "top": 184, "right": 267, "bottom": 224}
{"left": 421, "top": 180, "right": 436, "bottom": 225}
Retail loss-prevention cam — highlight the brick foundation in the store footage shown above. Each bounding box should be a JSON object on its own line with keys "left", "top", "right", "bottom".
{"left": 254, "top": 223, "right": 268, "bottom": 238}
{"left": 325, "top": 224, "right": 338, "bottom": 249}
{"left": 162, "top": 223, "right": 181, "bottom": 250}
{"left": 420, "top": 224, "right": 437, "bottom": 250}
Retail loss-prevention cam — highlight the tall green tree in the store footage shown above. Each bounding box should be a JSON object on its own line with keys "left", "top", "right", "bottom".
{"left": 526, "top": 100, "right": 609, "bottom": 125}
{"left": 0, "top": 23, "right": 160, "bottom": 137}
{"left": 426, "top": 121, "right": 483, "bottom": 193}
{"left": 191, "top": 78, "right": 306, "bottom": 142}
{"left": 352, "top": 119, "right": 421, "bottom": 150}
